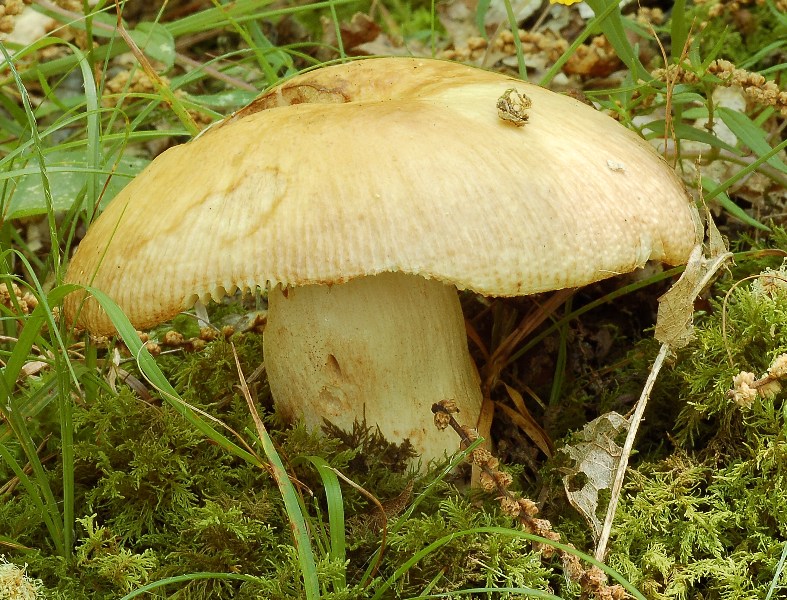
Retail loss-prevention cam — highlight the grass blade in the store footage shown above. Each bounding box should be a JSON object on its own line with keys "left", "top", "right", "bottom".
{"left": 718, "top": 107, "right": 787, "bottom": 175}
{"left": 370, "top": 526, "right": 646, "bottom": 600}
{"left": 305, "top": 455, "right": 347, "bottom": 589}
{"left": 118, "top": 572, "right": 261, "bottom": 599}
{"left": 231, "top": 344, "right": 320, "bottom": 599}
{"left": 67, "top": 284, "right": 258, "bottom": 464}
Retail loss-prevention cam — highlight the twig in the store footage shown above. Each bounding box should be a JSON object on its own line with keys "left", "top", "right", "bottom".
{"left": 595, "top": 343, "right": 667, "bottom": 561}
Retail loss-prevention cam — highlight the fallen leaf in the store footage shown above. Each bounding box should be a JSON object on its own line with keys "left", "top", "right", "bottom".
{"left": 559, "top": 412, "right": 629, "bottom": 541}
{"left": 319, "top": 13, "right": 398, "bottom": 59}
{"left": 438, "top": 0, "right": 542, "bottom": 48}
{"left": 21, "top": 361, "right": 48, "bottom": 378}
{"left": 497, "top": 383, "right": 554, "bottom": 457}
{"left": 655, "top": 208, "right": 731, "bottom": 349}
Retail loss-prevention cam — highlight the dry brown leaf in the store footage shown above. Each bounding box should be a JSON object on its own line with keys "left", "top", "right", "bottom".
{"left": 655, "top": 209, "right": 730, "bottom": 349}
{"left": 596, "top": 210, "right": 730, "bottom": 561}
{"left": 438, "top": 0, "right": 542, "bottom": 43}
{"left": 437, "top": 0, "right": 480, "bottom": 49}
{"left": 559, "top": 412, "right": 629, "bottom": 541}
{"left": 21, "top": 360, "right": 48, "bottom": 378}
{"left": 319, "top": 12, "right": 399, "bottom": 59}
{"left": 497, "top": 383, "right": 554, "bottom": 457}
{"left": 563, "top": 36, "right": 622, "bottom": 78}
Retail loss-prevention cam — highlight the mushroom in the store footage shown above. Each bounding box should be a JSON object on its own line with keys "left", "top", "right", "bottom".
{"left": 64, "top": 58, "right": 698, "bottom": 464}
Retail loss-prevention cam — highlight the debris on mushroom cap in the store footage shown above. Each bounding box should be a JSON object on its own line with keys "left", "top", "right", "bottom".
{"left": 64, "top": 57, "right": 697, "bottom": 334}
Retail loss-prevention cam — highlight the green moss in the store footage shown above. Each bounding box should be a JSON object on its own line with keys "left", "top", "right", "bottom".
{"left": 4, "top": 325, "right": 579, "bottom": 598}
{"left": 601, "top": 240, "right": 787, "bottom": 599}
{"left": 688, "top": 1, "right": 787, "bottom": 68}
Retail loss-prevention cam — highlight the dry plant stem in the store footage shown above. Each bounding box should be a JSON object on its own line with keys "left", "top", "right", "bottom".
{"left": 651, "top": 16, "right": 695, "bottom": 163}
{"left": 431, "top": 403, "right": 481, "bottom": 450}
{"left": 112, "top": 0, "right": 199, "bottom": 135}
{"left": 174, "top": 53, "right": 257, "bottom": 92}
{"left": 668, "top": 149, "right": 787, "bottom": 191}
{"left": 229, "top": 342, "right": 289, "bottom": 471}
{"left": 596, "top": 208, "right": 733, "bottom": 559}
{"left": 485, "top": 288, "right": 575, "bottom": 382}
{"left": 651, "top": 20, "right": 678, "bottom": 160}
{"left": 0, "top": 438, "right": 52, "bottom": 495}
{"left": 603, "top": 213, "right": 734, "bottom": 560}
{"left": 475, "top": 289, "right": 573, "bottom": 466}
{"left": 132, "top": 341, "right": 269, "bottom": 473}
{"left": 595, "top": 343, "right": 668, "bottom": 561}
{"left": 529, "top": 3, "right": 552, "bottom": 32}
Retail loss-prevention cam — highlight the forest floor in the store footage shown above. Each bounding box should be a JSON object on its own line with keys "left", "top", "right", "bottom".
{"left": 1, "top": 0, "right": 787, "bottom": 598}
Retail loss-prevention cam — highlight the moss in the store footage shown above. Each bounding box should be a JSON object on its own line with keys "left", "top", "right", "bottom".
{"left": 688, "top": 1, "right": 787, "bottom": 69}
{"left": 5, "top": 324, "right": 574, "bottom": 598}
{"left": 600, "top": 241, "right": 787, "bottom": 599}
{"left": 381, "top": 496, "right": 554, "bottom": 597}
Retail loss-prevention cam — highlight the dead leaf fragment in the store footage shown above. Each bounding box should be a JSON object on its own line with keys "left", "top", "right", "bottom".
{"left": 559, "top": 412, "right": 629, "bottom": 541}
{"left": 318, "top": 12, "right": 398, "bottom": 59}
{"left": 563, "top": 36, "right": 621, "bottom": 78}
{"left": 497, "top": 383, "right": 554, "bottom": 457}
{"left": 21, "top": 361, "right": 48, "bottom": 378}
{"left": 655, "top": 210, "right": 731, "bottom": 349}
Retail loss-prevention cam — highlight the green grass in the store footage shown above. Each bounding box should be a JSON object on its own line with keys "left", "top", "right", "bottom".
{"left": 1, "top": 0, "right": 787, "bottom": 597}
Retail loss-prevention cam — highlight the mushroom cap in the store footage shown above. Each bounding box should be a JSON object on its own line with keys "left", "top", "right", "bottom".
{"left": 64, "top": 57, "right": 698, "bottom": 334}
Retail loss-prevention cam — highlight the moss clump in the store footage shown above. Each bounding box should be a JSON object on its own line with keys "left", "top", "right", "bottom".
{"left": 4, "top": 328, "right": 576, "bottom": 598}
{"left": 604, "top": 250, "right": 787, "bottom": 599}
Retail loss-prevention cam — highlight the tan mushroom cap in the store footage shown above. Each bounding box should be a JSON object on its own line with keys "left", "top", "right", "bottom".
{"left": 64, "top": 57, "right": 697, "bottom": 334}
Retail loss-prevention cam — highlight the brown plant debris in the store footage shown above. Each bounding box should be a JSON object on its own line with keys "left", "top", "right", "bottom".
{"left": 102, "top": 70, "right": 168, "bottom": 106}
{"left": 0, "top": 282, "right": 37, "bottom": 315}
{"left": 0, "top": 0, "right": 31, "bottom": 35}
{"left": 563, "top": 36, "right": 622, "bottom": 78}
{"left": 432, "top": 400, "right": 626, "bottom": 600}
{"left": 358, "top": 479, "right": 415, "bottom": 532}
{"left": 729, "top": 353, "right": 787, "bottom": 408}
{"left": 440, "top": 29, "right": 567, "bottom": 66}
{"left": 652, "top": 59, "right": 787, "bottom": 116}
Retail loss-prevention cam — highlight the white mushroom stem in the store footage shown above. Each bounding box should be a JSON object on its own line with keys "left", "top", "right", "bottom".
{"left": 263, "top": 272, "right": 483, "bottom": 464}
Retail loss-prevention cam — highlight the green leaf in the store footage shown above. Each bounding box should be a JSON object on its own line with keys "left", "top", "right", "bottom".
{"left": 718, "top": 107, "right": 787, "bottom": 175}
{"left": 669, "top": 90, "right": 710, "bottom": 106}
{"left": 767, "top": 0, "right": 787, "bottom": 26}
{"left": 130, "top": 22, "right": 176, "bottom": 70}
{"left": 3, "top": 149, "right": 148, "bottom": 219}
{"left": 306, "top": 455, "right": 347, "bottom": 589}
{"left": 0, "top": 292, "right": 65, "bottom": 556}
{"left": 670, "top": 0, "right": 688, "bottom": 62}
{"left": 187, "top": 90, "right": 259, "bottom": 111}
{"left": 475, "top": 0, "right": 492, "bottom": 39}
{"left": 642, "top": 121, "right": 739, "bottom": 154}
{"left": 47, "top": 13, "right": 175, "bottom": 70}
{"left": 119, "top": 573, "right": 261, "bottom": 599}
{"left": 701, "top": 175, "right": 769, "bottom": 231}
{"left": 739, "top": 40, "right": 784, "bottom": 70}
{"left": 584, "top": 0, "right": 647, "bottom": 80}
{"left": 703, "top": 137, "right": 787, "bottom": 204}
